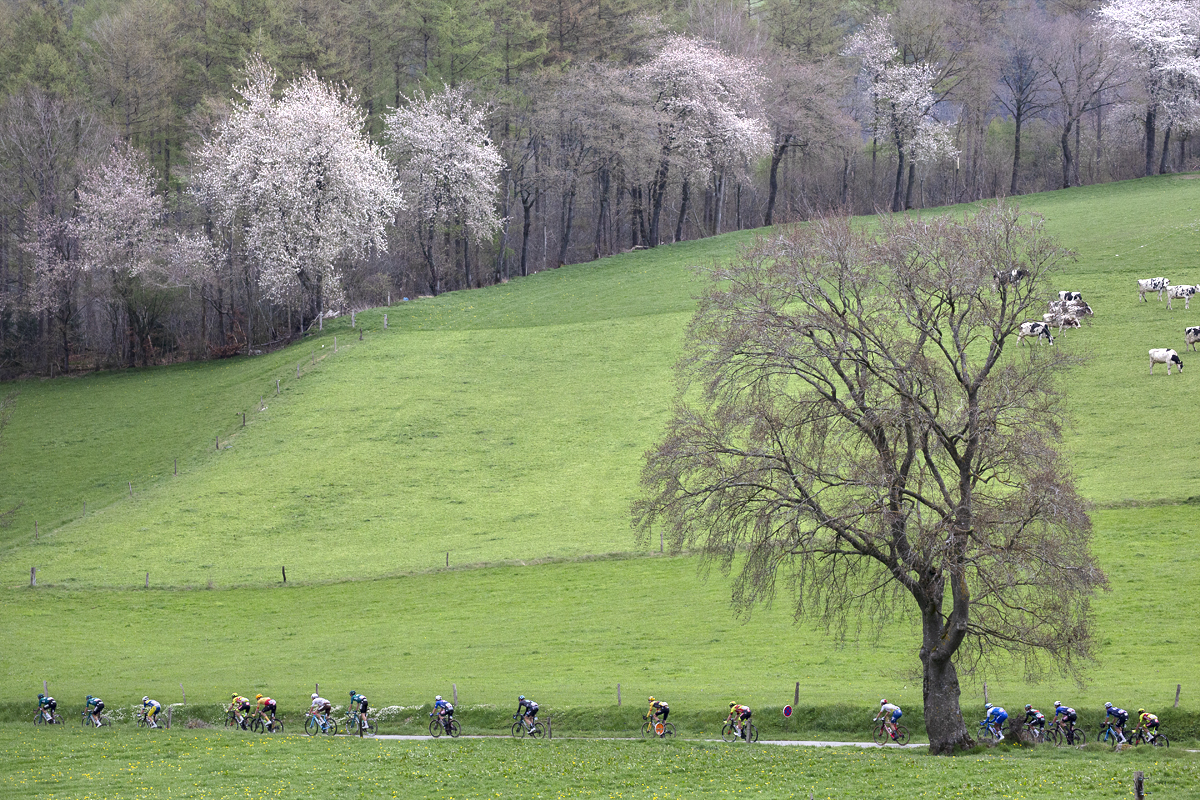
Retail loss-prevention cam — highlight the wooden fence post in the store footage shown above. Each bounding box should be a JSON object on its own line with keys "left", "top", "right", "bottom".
{"left": 145, "top": 572, "right": 149, "bottom": 588}
{"left": 1176, "top": 684, "right": 1181, "bottom": 707}
{"left": 282, "top": 566, "right": 287, "bottom": 584}
{"left": 334, "top": 335, "right": 337, "bottom": 353}
{"left": 446, "top": 552, "right": 449, "bottom": 567}
{"left": 180, "top": 684, "right": 186, "bottom": 704}
{"left": 166, "top": 706, "right": 172, "bottom": 729}
{"left": 453, "top": 683, "right": 457, "bottom": 705}
{"left": 617, "top": 684, "right": 621, "bottom": 706}
{"left": 43, "top": 680, "right": 47, "bottom": 694}
{"left": 983, "top": 681, "right": 988, "bottom": 704}
{"left": 1135, "top": 771, "right": 1144, "bottom": 800}
{"left": 216, "top": 435, "right": 220, "bottom": 450}
{"left": 384, "top": 313, "right": 388, "bottom": 329}
{"left": 129, "top": 481, "right": 134, "bottom": 497}
{"left": 276, "top": 379, "right": 280, "bottom": 395}
{"left": 242, "top": 412, "right": 246, "bottom": 427}
{"left": 296, "top": 364, "right": 300, "bottom": 379}
{"left": 30, "top": 567, "right": 35, "bottom": 587}
{"left": 794, "top": 682, "right": 800, "bottom": 705}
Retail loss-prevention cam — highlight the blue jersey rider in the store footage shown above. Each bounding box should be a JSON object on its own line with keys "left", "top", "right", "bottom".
{"left": 983, "top": 703, "right": 1008, "bottom": 740}
{"left": 142, "top": 696, "right": 162, "bottom": 728}
{"left": 516, "top": 695, "right": 539, "bottom": 728}
{"left": 875, "top": 699, "right": 903, "bottom": 739}
{"left": 1104, "top": 702, "right": 1129, "bottom": 743}
{"left": 1053, "top": 701, "right": 1077, "bottom": 735}
{"left": 434, "top": 695, "right": 455, "bottom": 732}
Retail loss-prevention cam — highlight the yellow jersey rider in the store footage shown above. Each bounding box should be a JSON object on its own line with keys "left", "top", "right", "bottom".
{"left": 646, "top": 696, "right": 669, "bottom": 723}
{"left": 141, "top": 696, "right": 162, "bottom": 728}
{"left": 1137, "top": 709, "right": 1159, "bottom": 738}
{"left": 229, "top": 694, "right": 252, "bottom": 729}
{"left": 727, "top": 702, "right": 752, "bottom": 738}
{"left": 255, "top": 694, "right": 278, "bottom": 730}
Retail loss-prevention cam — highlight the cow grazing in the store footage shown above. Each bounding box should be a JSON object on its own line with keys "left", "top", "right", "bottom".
{"left": 1059, "top": 291, "right": 1083, "bottom": 301}
{"left": 1149, "top": 348, "right": 1183, "bottom": 374}
{"left": 1138, "top": 277, "right": 1170, "bottom": 301}
{"left": 1018, "top": 321, "right": 1054, "bottom": 345}
{"left": 995, "top": 268, "right": 1029, "bottom": 286}
{"left": 1167, "top": 284, "right": 1198, "bottom": 311}
{"left": 1186, "top": 326, "right": 1200, "bottom": 352}
{"left": 1048, "top": 299, "right": 1093, "bottom": 320}
{"left": 1042, "top": 312, "right": 1082, "bottom": 331}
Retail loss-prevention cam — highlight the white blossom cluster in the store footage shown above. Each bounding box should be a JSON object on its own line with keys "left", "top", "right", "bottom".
{"left": 845, "top": 16, "right": 957, "bottom": 164}
{"left": 193, "top": 56, "right": 402, "bottom": 305}
{"left": 384, "top": 86, "right": 504, "bottom": 244}
{"left": 638, "top": 36, "right": 772, "bottom": 177}
{"left": 1100, "top": 0, "right": 1200, "bottom": 128}
{"left": 74, "top": 141, "right": 164, "bottom": 277}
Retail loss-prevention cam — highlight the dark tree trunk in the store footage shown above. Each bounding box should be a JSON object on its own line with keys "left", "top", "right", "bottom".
{"left": 904, "top": 161, "right": 916, "bottom": 210}
{"left": 1010, "top": 108, "right": 1023, "bottom": 196}
{"left": 520, "top": 196, "right": 534, "bottom": 277}
{"left": 921, "top": 639, "right": 973, "bottom": 755}
{"left": 558, "top": 181, "right": 576, "bottom": 266}
{"left": 593, "top": 166, "right": 609, "bottom": 260}
{"left": 1060, "top": 123, "right": 1074, "bottom": 189}
{"left": 1144, "top": 105, "right": 1157, "bottom": 177}
{"left": 891, "top": 125, "right": 906, "bottom": 212}
{"left": 1159, "top": 124, "right": 1172, "bottom": 174}
{"left": 648, "top": 150, "right": 670, "bottom": 247}
{"left": 674, "top": 178, "right": 689, "bottom": 243}
{"left": 764, "top": 135, "right": 790, "bottom": 226}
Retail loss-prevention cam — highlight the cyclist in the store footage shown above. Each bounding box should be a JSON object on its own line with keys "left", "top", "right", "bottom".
{"left": 37, "top": 693, "right": 57, "bottom": 723}
{"left": 349, "top": 690, "right": 369, "bottom": 730}
{"left": 646, "top": 696, "right": 670, "bottom": 724}
{"left": 1104, "top": 702, "right": 1129, "bottom": 743}
{"left": 141, "top": 696, "right": 162, "bottom": 728}
{"left": 229, "top": 694, "right": 252, "bottom": 729}
{"left": 434, "top": 695, "right": 455, "bottom": 733}
{"left": 255, "top": 694, "right": 278, "bottom": 731}
{"left": 1023, "top": 704, "right": 1046, "bottom": 735}
{"left": 874, "top": 699, "right": 903, "bottom": 740}
{"left": 85, "top": 695, "right": 105, "bottom": 727}
{"left": 1137, "top": 708, "right": 1160, "bottom": 740}
{"left": 516, "top": 695, "right": 539, "bottom": 731}
{"left": 310, "top": 693, "right": 333, "bottom": 730}
{"left": 1053, "top": 701, "right": 1078, "bottom": 739}
{"left": 726, "top": 702, "right": 752, "bottom": 740}
{"left": 983, "top": 703, "right": 1007, "bottom": 740}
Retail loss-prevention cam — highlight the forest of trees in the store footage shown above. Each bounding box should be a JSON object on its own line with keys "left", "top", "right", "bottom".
{"left": 0, "top": 0, "right": 1197, "bottom": 376}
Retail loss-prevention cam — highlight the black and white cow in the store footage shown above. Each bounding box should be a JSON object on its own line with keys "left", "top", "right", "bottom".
{"left": 1018, "top": 321, "right": 1054, "bottom": 345}
{"left": 1042, "top": 312, "right": 1082, "bottom": 331}
{"left": 1138, "top": 277, "right": 1170, "bottom": 302}
{"left": 1149, "top": 348, "right": 1183, "bottom": 374}
{"left": 1058, "top": 291, "right": 1083, "bottom": 302}
{"left": 995, "top": 268, "right": 1029, "bottom": 287}
{"left": 1185, "top": 326, "right": 1200, "bottom": 352}
{"left": 1048, "top": 299, "right": 1094, "bottom": 319}
{"left": 1166, "top": 284, "right": 1198, "bottom": 311}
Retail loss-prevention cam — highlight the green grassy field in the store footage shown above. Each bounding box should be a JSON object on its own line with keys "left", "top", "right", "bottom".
{"left": 1, "top": 726, "right": 1195, "bottom": 800}
{"left": 1, "top": 175, "right": 1200, "bottom": 761}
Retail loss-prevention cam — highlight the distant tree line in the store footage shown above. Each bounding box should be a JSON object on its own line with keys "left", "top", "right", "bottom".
{"left": 0, "top": 0, "right": 1197, "bottom": 376}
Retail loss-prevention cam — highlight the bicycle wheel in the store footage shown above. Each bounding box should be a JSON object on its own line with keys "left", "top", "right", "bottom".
{"left": 511, "top": 721, "right": 525, "bottom": 738}
{"left": 892, "top": 725, "right": 909, "bottom": 745}
{"left": 34, "top": 713, "right": 45, "bottom": 725}
{"left": 1069, "top": 727, "right": 1087, "bottom": 747}
{"left": 660, "top": 722, "right": 675, "bottom": 738}
{"left": 747, "top": 724, "right": 759, "bottom": 742}
{"left": 81, "top": 712, "right": 88, "bottom": 728}
{"left": 430, "top": 718, "right": 443, "bottom": 737}
{"left": 529, "top": 722, "right": 545, "bottom": 739}
{"left": 225, "top": 713, "right": 238, "bottom": 729}
{"left": 249, "top": 718, "right": 264, "bottom": 734}
{"left": 362, "top": 719, "right": 377, "bottom": 737}
{"left": 266, "top": 719, "right": 283, "bottom": 734}
{"left": 326, "top": 719, "right": 339, "bottom": 736}
{"left": 448, "top": 719, "right": 461, "bottom": 738}
{"left": 721, "top": 722, "right": 737, "bottom": 742}
{"left": 305, "top": 716, "right": 320, "bottom": 736}
{"left": 1152, "top": 734, "right": 1169, "bottom": 748}
{"left": 640, "top": 721, "right": 653, "bottom": 739}
{"left": 99, "top": 715, "right": 112, "bottom": 727}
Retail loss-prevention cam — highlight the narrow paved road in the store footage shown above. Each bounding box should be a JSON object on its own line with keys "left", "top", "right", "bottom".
{"left": 367, "top": 734, "right": 923, "bottom": 748}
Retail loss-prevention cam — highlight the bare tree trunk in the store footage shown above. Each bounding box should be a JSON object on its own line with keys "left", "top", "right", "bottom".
{"left": 1060, "top": 123, "right": 1074, "bottom": 189}
{"left": 648, "top": 152, "right": 670, "bottom": 247}
{"left": 922, "top": 626, "right": 973, "bottom": 755}
{"left": 1159, "top": 124, "right": 1172, "bottom": 174}
{"left": 520, "top": 196, "right": 534, "bottom": 277}
{"left": 593, "top": 166, "right": 609, "bottom": 260}
{"left": 1144, "top": 105, "right": 1157, "bottom": 177}
{"left": 764, "top": 136, "right": 789, "bottom": 226}
{"left": 558, "top": 180, "right": 576, "bottom": 266}
{"left": 1010, "top": 108, "right": 1023, "bottom": 196}
{"left": 675, "top": 178, "right": 689, "bottom": 243}
{"left": 904, "top": 161, "right": 916, "bottom": 210}
{"left": 714, "top": 168, "right": 726, "bottom": 234}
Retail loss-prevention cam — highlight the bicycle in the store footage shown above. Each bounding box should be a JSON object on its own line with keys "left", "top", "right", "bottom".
{"left": 136, "top": 710, "right": 162, "bottom": 729}
{"left": 511, "top": 714, "right": 545, "bottom": 739}
{"left": 721, "top": 720, "right": 758, "bottom": 742}
{"left": 430, "top": 712, "right": 461, "bottom": 738}
{"left": 34, "top": 709, "right": 61, "bottom": 725}
{"left": 225, "top": 709, "right": 249, "bottom": 730}
{"left": 304, "top": 711, "right": 338, "bottom": 736}
{"left": 1129, "top": 726, "right": 1169, "bottom": 748}
{"left": 978, "top": 720, "right": 1004, "bottom": 744}
{"left": 81, "top": 709, "right": 111, "bottom": 728}
{"left": 345, "top": 709, "right": 377, "bottom": 737}
{"left": 1054, "top": 721, "right": 1087, "bottom": 747}
{"left": 1018, "top": 722, "right": 1049, "bottom": 745}
{"left": 248, "top": 713, "right": 284, "bottom": 734}
{"left": 641, "top": 715, "right": 676, "bottom": 739}
{"left": 1097, "top": 720, "right": 1128, "bottom": 748}
{"left": 872, "top": 719, "right": 910, "bottom": 745}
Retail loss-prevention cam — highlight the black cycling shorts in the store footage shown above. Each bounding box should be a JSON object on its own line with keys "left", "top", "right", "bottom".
{"left": 321, "top": 703, "right": 332, "bottom": 714}
{"left": 93, "top": 702, "right": 105, "bottom": 714}
{"left": 46, "top": 700, "right": 57, "bottom": 711}
{"left": 359, "top": 700, "right": 369, "bottom": 713}
{"left": 263, "top": 702, "right": 277, "bottom": 716}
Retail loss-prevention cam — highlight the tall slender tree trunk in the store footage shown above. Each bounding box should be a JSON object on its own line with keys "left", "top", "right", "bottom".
{"left": 1009, "top": 108, "right": 1023, "bottom": 196}
{"left": 904, "top": 161, "right": 916, "bottom": 210}
{"left": 1144, "top": 105, "right": 1157, "bottom": 177}
{"left": 520, "top": 196, "right": 534, "bottom": 277}
{"left": 558, "top": 180, "right": 576, "bottom": 266}
{"left": 764, "top": 135, "right": 790, "bottom": 226}
{"left": 1159, "top": 125, "right": 1172, "bottom": 174}
{"left": 648, "top": 153, "right": 670, "bottom": 248}
{"left": 1060, "top": 122, "right": 1074, "bottom": 189}
{"left": 593, "top": 166, "right": 609, "bottom": 260}
{"left": 891, "top": 147, "right": 906, "bottom": 212}
{"left": 675, "top": 178, "right": 689, "bottom": 243}
{"left": 714, "top": 168, "right": 726, "bottom": 234}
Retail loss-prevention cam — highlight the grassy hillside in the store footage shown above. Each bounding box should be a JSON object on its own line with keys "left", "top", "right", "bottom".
{"left": 1, "top": 175, "right": 1199, "bottom": 722}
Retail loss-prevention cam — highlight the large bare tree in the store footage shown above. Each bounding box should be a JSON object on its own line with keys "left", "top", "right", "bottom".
{"left": 634, "top": 205, "right": 1106, "bottom": 754}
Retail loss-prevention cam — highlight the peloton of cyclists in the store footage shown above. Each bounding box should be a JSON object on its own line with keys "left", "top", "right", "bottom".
{"left": 434, "top": 695, "right": 455, "bottom": 733}
{"left": 349, "top": 690, "right": 370, "bottom": 730}
{"left": 255, "top": 694, "right": 278, "bottom": 731}
{"left": 874, "top": 699, "right": 903, "bottom": 740}
{"left": 141, "top": 696, "right": 162, "bottom": 728}
{"left": 726, "top": 702, "right": 752, "bottom": 739}
{"left": 983, "top": 703, "right": 1008, "bottom": 740}
{"left": 37, "top": 693, "right": 57, "bottom": 723}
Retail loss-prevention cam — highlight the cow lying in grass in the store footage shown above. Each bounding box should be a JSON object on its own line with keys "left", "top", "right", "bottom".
{"left": 1018, "top": 321, "right": 1054, "bottom": 345}
{"left": 1185, "top": 327, "right": 1200, "bottom": 352}
{"left": 1166, "top": 284, "right": 1198, "bottom": 311}
{"left": 1149, "top": 348, "right": 1183, "bottom": 374}
{"left": 1138, "top": 277, "right": 1170, "bottom": 301}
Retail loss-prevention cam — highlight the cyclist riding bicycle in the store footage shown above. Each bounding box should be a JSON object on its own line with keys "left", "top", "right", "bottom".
{"left": 349, "top": 691, "right": 370, "bottom": 730}
{"left": 434, "top": 695, "right": 455, "bottom": 732}
{"left": 229, "top": 694, "right": 252, "bottom": 729}
{"left": 983, "top": 703, "right": 1008, "bottom": 740}
{"left": 874, "top": 699, "right": 903, "bottom": 739}
{"left": 516, "top": 695, "right": 539, "bottom": 729}
{"left": 310, "top": 693, "right": 332, "bottom": 729}
{"left": 1104, "top": 702, "right": 1129, "bottom": 743}
{"left": 1137, "top": 708, "right": 1160, "bottom": 739}
{"left": 37, "top": 693, "right": 57, "bottom": 723}
{"left": 646, "top": 696, "right": 670, "bottom": 723}
{"left": 726, "top": 702, "right": 752, "bottom": 739}
{"left": 1023, "top": 704, "right": 1045, "bottom": 732}
{"left": 85, "top": 695, "right": 105, "bottom": 727}
{"left": 141, "top": 696, "right": 162, "bottom": 728}
{"left": 255, "top": 694, "right": 278, "bottom": 731}
{"left": 1053, "top": 701, "right": 1078, "bottom": 737}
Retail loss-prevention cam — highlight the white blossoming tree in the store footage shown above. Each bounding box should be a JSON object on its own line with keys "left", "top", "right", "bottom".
{"left": 1099, "top": 0, "right": 1200, "bottom": 175}
{"left": 845, "top": 16, "right": 957, "bottom": 212}
{"left": 193, "top": 56, "right": 402, "bottom": 339}
{"left": 636, "top": 37, "right": 771, "bottom": 246}
{"left": 384, "top": 86, "right": 505, "bottom": 295}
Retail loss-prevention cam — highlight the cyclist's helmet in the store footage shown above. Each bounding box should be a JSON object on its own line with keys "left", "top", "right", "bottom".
{"left": 312, "top": 693, "right": 319, "bottom": 700}
{"left": 143, "top": 696, "right": 149, "bottom": 703}
{"left": 38, "top": 693, "right": 44, "bottom": 700}
{"left": 730, "top": 701, "right": 737, "bottom": 709}
{"left": 86, "top": 695, "right": 93, "bottom": 701}
{"left": 985, "top": 702, "right": 993, "bottom": 710}
{"left": 519, "top": 695, "right": 525, "bottom": 701}
{"left": 350, "top": 690, "right": 356, "bottom": 698}
{"left": 1024, "top": 704, "right": 1032, "bottom": 711}
{"left": 1138, "top": 708, "right": 1145, "bottom": 715}
{"left": 1053, "top": 701, "right": 1062, "bottom": 708}
{"left": 1105, "top": 702, "right": 1113, "bottom": 709}
{"left": 648, "top": 697, "right": 655, "bottom": 703}
{"left": 232, "top": 693, "right": 239, "bottom": 699}
{"left": 436, "top": 695, "right": 442, "bottom": 701}
{"left": 880, "top": 699, "right": 887, "bottom": 705}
